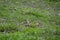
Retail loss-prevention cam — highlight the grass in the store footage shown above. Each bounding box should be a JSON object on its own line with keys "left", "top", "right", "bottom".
{"left": 0, "top": 0, "right": 60, "bottom": 40}
{"left": 0, "top": 28, "right": 59, "bottom": 40}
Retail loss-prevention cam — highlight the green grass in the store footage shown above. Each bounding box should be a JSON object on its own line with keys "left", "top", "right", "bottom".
{"left": 0, "top": 28, "right": 59, "bottom": 40}
{"left": 0, "top": 0, "right": 60, "bottom": 40}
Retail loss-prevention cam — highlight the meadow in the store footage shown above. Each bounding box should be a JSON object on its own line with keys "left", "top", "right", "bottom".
{"left": 0, "top": 0, "right": 60, "bottom": 40}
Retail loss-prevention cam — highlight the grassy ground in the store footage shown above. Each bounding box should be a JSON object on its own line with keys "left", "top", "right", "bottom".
{"left": 0, "top": 0, "right": 60, "bottom": 40}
